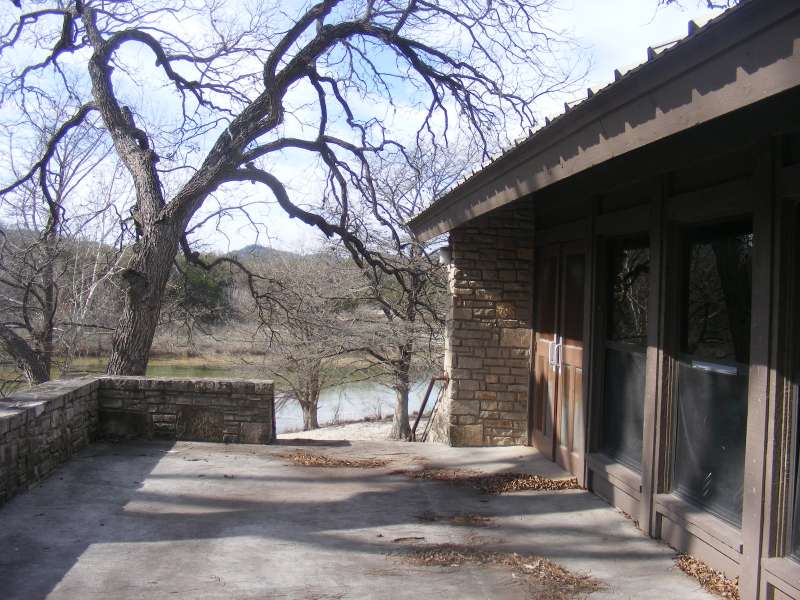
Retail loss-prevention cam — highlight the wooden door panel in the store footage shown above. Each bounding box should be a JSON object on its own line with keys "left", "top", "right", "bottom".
{"left": 530, "top": 246, "right": 559, "bottom": 456}
{"left": 530, "top": 240, "right": 586, "bottom": 477}
{"left": 531, "top": 351, "right": 555, "bottom": 457}
{"left": 555, "top": 241, "right": 586, "bottom": 476}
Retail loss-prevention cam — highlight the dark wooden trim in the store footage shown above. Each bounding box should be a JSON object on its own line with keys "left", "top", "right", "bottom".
{"left": 587, "top": 452, "right": 643, "bottom": 499}
{"left": 580, "top": 202, "right": 597, "bottom": 488}
{"left": 762, "top": 557, "right": 800, "bottom": 597}
{"left": 588, "top": 229, "right": 608, "bottom": 456}
{"left": 654, "top": 216, "right": 682, "bottom": 507}
{"left": 535, "top": 219, "right": 590, "bottom": 246}
{"left": 740, "top": 139, "right": 778, "bottom": 600}
{"left": 761, "top": 193, "right": 800, "bottom": 579}
{"left": 666, "top": 177, "right": 754, "bottom": 223}
{"left": 595, "top": 204, "right": 650, "bottom": 236}
{"left": 654, "top": 493, "right": 744, "bottom": 557}
{"left": 642, "top": 180, "right": 665, "bottom": 536}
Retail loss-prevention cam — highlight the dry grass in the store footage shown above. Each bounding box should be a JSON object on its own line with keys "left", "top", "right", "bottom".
{"left": 280, "top": 450, "right": 388, "bottom": 469}
{"left": 675, "top": 555, "right": 740, "bottom": 600}
{"left": 401, "top": 544, "right": 602, "bottom": 600}
{"left": 404, "top": 468, "right": 580, "bottom": 494}
{"left": 415, "top": 511, "right": 495, "bottom": 527}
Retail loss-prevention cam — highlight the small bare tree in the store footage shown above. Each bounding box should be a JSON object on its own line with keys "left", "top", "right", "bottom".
{"left": 255, "top": 251, "right": 360, "bottom": 431}
{"left": 0, "top": 0, "right": 580, "bottom": 376}
{"left": 0, "top": 109, "right": 125, "bottom": 386}
{"left": 343, "top": 144, "right": 466, "bottom": 439}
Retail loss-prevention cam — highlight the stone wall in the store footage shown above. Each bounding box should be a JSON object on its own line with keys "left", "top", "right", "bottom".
{"left": 0, "top": 376, "right": 274, "bottom": 506}
{"left": 430, "top": 203, "right": 534, "bottom": 446}
{"left": 97, "top": 377, "right": 275, "bottom": 444}
{"left": 0, "top": 378, "right": 98, "bottom": 505}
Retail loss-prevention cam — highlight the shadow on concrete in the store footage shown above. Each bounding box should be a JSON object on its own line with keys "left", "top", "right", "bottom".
{"left": 0, "top": 440, "right": 698, "bottom": 599}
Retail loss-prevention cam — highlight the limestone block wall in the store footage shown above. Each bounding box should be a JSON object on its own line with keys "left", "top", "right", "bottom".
{"left": 431, "top": 204, "right": 534, "bottom": 446}
{"left": 97, "top": 377, "right": 275, "bottom": 444}
{"left": 0, "top": 378, "right": 99, "bottom": 504}
{"left": 0, "top": 376, "right": 275, "bottom": 507}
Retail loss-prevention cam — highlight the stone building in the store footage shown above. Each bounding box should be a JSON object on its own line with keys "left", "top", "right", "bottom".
{"left": 409, "top": 1, "right": 800, "bottom": 598}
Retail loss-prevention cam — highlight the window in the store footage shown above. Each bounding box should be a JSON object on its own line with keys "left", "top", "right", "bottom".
{"left": 601, "top": 238, "right": 649, "bottom": 471}
{"left": 671, "top": 222, "right": 752, "bottom": 527}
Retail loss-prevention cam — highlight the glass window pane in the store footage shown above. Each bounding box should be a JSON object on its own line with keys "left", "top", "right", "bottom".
{"left": 609, "top": 241, "right": 650, "bottom": 345}
{"left": 672, "top": 361, "right": 749, "bottom": 527}
{"left": 563, "top": 254, "right": 585, "bottom": 343}
{"left": 601, "top": 347, "right": 646, "bottom": 471}
{"left": 683, "top": 226, "right": 753, "bottom": 364}
{"left": 535, "top": 254, "right": 558, "bottom": 335}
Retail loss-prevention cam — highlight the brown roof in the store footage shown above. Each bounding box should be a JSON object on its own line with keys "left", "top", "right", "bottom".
{"left": 409, "top": 0, "right": 800, "bottom": 241}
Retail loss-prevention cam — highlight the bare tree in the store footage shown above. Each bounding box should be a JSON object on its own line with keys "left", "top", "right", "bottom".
{"left": 0, "top": 0, "right": 580, "bottom": 376}
{"left": 343, "top": 144, "right": 466, "bottom": 439}
{"left": 256, "top": 252, "right": 360, "bottom": 431}
{"left": 0, "top": 108, "right": 125, "bottom": 386}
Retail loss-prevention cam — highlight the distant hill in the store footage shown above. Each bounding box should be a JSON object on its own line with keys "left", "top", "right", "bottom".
{"left": 228, "top": 244, "right": 300, "bottom": 262}
{"left": 229, "top": 244, "right": 341, "bottom": 266}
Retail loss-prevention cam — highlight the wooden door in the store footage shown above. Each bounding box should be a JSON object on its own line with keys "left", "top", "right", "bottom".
{"left": 530, "top": 241, "right": 586, "bottom": 477}
{"left": 530, "top": 245, "right": 560, "bottom": 458}
{"left": 554, "top": 242, "right": 586, "bottom": 475}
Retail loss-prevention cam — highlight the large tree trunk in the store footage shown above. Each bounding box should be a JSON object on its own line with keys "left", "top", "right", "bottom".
{"left": 0, "top": 324, "right": 49, "bottom": 384}
{"left": 106, "top": 222, "right": 182, "bottom": 375}
{"left": 302, "top": 401, "right": 320, "bottom": 431}
{"left": 299, "top": 358, "right": 322, "bottom": 430}
{"left": 389, "top": 344, "right": 412, "bottom": 440}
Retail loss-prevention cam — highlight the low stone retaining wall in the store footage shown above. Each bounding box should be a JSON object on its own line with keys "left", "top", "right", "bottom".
{"left": 0, "top": 378, "right": 98, "bottom": 505}
{"left": 0, "top": 376, "right": 274, "bottom": 506}
{"left": 97, "top": 377, "right": 275, "bottom": 444}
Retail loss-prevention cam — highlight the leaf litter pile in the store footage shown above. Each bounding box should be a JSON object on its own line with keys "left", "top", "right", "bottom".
{"left": 402, "top": 544, "right": 602, "bottom": 600}
{"left": 281, "top": 451, "right": 388, "bottom": 469}
{"left": 405, "top": 468, "right": 579, "bottom": 494}
{"left": 675, "top": 554, "right": 740, "bottom": 600}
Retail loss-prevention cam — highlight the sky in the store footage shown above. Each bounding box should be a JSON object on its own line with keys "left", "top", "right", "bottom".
{"left": 197, "top": 0, "right": 722, "bottom": 254}
{"left": 0, "top": 0, "right": 723, "bottom": 256}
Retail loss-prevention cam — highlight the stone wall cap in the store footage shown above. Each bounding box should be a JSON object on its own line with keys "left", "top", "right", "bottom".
{"left": 98, "top": 376, "right": 274, "bottom": 384}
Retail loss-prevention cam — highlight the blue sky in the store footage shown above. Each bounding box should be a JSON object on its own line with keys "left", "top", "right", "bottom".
{"left": 214, "top": 0, "right": 721, "bottom": 254}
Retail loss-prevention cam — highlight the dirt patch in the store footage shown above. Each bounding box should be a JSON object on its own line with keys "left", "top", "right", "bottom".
{"left": 404, "top": 468, "right": 579, "bottom": 494}
{"left": 415, "top": 510, "right": 495, "bottom": 527}
{"left": 675, "top": 555, "right": 740, "bottom": 600}
{"left": 400, "top": 544, "right": 602, "bottom": 599}
{"left": 280, "top": 450, "right": 388, "bottom": 468}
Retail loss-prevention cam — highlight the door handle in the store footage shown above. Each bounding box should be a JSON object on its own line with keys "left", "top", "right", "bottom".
{"left": 554, "top": 335, "right": 564, "bottom": 371}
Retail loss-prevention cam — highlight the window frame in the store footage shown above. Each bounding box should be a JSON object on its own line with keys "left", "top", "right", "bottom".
{"left": 664, "top": 216, "right": 755, "bottom": 528}
{"left": 596, "top": 234, "right": 651, "bottom": 472}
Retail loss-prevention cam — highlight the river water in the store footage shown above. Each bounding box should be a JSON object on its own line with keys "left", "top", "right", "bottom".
{"left": 50, "top": 359, "right": 443, "bottom": 434}
{"left": 277, "top": 379, "right": 443, "bottom": 433}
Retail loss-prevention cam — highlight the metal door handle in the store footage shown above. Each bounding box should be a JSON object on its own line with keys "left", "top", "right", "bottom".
{"left": 554, "top": 335, "right": 564, "bottom": 371}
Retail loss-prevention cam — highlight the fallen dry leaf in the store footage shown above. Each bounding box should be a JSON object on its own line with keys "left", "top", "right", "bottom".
{"left": 400, "top": 543, "right": 602, "bottom": 600}
{"left": 280, "top": 451, "right": 388, "bottom": 469}
{"left": 404, "top": 468, "right": 579, "bottom": 494}
{"left": 675, "top": 554, "right": 740, "bottom": 600}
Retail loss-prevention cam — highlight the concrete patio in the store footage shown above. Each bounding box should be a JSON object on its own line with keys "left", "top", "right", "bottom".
{"left": 0, "top": 439, "right": 714, "bottom": 599}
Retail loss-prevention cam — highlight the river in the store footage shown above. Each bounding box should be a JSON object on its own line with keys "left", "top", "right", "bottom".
{"left": 35, "top": 358, "right": 443, "bottom": 434}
